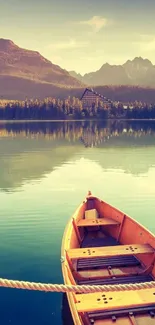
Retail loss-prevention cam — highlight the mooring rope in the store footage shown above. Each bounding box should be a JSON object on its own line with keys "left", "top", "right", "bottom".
{"left": 0, "top": 278, "right": 155, "bottom": 293}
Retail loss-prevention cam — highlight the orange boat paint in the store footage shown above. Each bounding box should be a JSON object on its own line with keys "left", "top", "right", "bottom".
{"left": 61, "top": 191, "right": 155, "bottom": 325}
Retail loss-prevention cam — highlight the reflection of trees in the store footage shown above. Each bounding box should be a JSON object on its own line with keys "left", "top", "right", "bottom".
{"left": 0, "top": 120, "right": 155, "bottom": 191}
{"left": 0, "top": 120, "right": 155, "bottom": 147}
{"left": 80, "top": 128, "right": 105, "bottom": 147}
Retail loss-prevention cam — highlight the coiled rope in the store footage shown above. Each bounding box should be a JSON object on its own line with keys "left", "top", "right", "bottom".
{"left": 0, "top": 278, "right": 155, "bottom": 293}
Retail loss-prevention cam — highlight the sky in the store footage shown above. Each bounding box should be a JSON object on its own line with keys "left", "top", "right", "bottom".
{"left": 1, "top": 0, "right": 155, "bottom": 74}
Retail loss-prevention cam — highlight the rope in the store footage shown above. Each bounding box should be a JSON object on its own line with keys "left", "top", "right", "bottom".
{"left": 0, "top": 278, "right": 155, "bottom": 293}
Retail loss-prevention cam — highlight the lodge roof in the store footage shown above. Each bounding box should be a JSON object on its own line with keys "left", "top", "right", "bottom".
{"left": 80, "top": 88, "right": 112, "bottom": 103}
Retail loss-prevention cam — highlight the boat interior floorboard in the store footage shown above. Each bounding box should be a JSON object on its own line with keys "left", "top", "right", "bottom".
{"left": 81, "top": 232, "right": 119, "bottom": 248}
{"left": 87, "top": 304, "right": 155, "bottom": 322}
{"left": 78, "top": 274, "right": 153, "bottom": 285}
{"left": 77, "top": 232, "right": 141, "bottom": 271}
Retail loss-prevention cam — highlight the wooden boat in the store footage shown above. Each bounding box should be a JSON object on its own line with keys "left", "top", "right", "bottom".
{"left": 61, "top": 191, "right": 155, "bottom": 325}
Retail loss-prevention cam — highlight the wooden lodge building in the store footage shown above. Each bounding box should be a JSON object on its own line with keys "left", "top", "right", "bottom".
{"left": 80, "top": 88, "right": 112, "bottom": 109}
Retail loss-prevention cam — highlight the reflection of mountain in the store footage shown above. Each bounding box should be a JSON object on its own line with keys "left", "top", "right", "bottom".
{"left": 0, "top": 138, "right": 83, "bottom": 191}
{"left": 85, "top": 147, "right": 155, "bottom": 176}
{"left": 0, "top": 120, "right": 155, "bottom": 191}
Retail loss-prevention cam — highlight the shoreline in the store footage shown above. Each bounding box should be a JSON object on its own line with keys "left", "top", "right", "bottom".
{"left": 0, "top": 118, "right": 155, "bottom": 123}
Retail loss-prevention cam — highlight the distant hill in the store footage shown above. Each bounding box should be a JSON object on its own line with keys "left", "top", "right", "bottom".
{"left": 73, "top": 85, "right": 155, "bottom": 103}
{"left": 69, "top": 57, "right": 155, "bottom": 87}
{"left": 89, "top": 85, "right": 155, "bottom": 103}
{"left": 0, "top": 75, "right": 85, "bottom": 100}
{"left": 0, "top": 38, "right": 85, "bottom": 99}
{"left": 1, "top": 79, "right": 155, "bottom": 103}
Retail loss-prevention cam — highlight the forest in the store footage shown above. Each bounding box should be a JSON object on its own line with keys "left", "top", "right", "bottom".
{"left": 0, "top": 96, "right": 155, "bottom": 120}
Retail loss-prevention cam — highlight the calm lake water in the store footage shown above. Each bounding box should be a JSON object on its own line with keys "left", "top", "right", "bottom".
{"left": 0, "top": 120, "right": 155, "bottom": 324}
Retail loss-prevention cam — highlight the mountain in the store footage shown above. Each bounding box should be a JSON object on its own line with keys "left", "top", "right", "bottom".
{"left": 69, "top": 57, "right": 155, "bottom": 87}
{"left": 123, "top": 57, "right": 154, "bottom": 84}
{"left": 1, "top": 39, "right": 155, "bottom": 101}
{"left": 69, "top": 71, "right": 83, "bottom": 82}
{"left": 0, "top": 38, "right": 85, "bottom": 99}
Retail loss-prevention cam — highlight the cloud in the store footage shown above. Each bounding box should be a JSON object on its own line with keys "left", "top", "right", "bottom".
{"left": 133, "top": 35, "right": 155, "bottom": 52}
{"left": 47, "top": 39, "right": 88, "bottom": 50}
{"left": 139, "top": 34, "right": 153, "bottom": 42}
{"left": 143, "top": 38, "right": 155, "bottom": 52}
{"left": 78, "top": 16, "right": 108, "bottom": 32}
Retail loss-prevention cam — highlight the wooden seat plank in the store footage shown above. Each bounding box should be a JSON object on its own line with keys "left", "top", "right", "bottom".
{"left": 68, "top": 244, "right": 154, "bottom": 260}
{"left": 75, "top": 288, "right": 155, "bottom": 313}
{"left": 77, "top": 218, "right": 120, "bottom": 227}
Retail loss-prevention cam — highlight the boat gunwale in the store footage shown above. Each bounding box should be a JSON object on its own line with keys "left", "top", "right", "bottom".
{"left": 94, "top": 195, "right": 155, "bottom": 241}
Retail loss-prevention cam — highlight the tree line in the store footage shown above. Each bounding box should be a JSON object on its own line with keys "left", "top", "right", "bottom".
{"left": 0, "top": 96, "right": 155, "bottom": 120}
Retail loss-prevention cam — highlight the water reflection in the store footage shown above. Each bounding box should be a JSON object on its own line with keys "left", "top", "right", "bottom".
{"left": 0, "top": 120, "right": 155, "bottom": 147}
{"left": 61, "top": 294, "right": 74, "bottom": 325}
{"left": 0, "top": 120, "right": 155, "bottom": 325}
{"left": 0, "top": 120, "right": 155, "bottom": 192}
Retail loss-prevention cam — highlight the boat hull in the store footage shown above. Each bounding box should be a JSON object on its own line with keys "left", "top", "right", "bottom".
{"left": 61, "top": 193, "right": 155, "bottom": 325}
